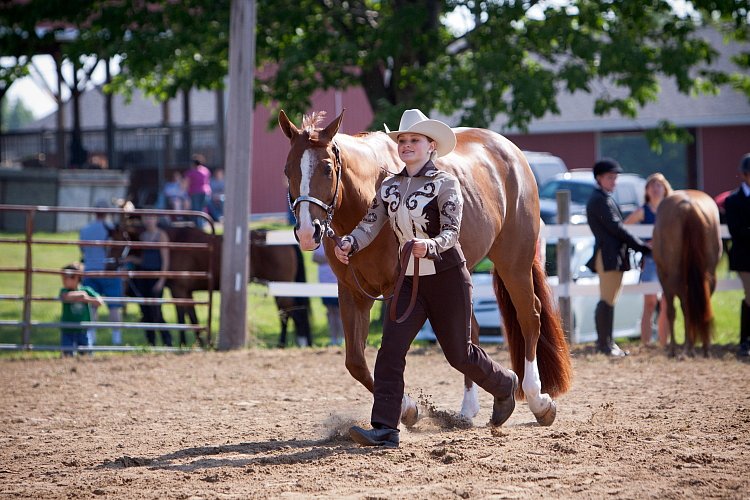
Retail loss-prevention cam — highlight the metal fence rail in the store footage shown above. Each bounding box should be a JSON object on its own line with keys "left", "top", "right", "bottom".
{"left": 0, "top": 204, "right": 216, "bottom": 351}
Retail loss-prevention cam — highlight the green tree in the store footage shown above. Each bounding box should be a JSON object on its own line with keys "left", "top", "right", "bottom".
{"left": 2, "top": 1, "right": 748, "bottom": 132}
{"left": 254, "top": 0, "right": 750, "bottom": 130}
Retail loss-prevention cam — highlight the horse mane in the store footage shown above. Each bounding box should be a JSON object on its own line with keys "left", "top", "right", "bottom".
{"left": 302, "top": 112, "right": 328, "bottom": 137}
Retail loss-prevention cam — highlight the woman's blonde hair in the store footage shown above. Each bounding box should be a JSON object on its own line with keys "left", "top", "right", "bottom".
{"left": 644, "top": 172, "right": 673, "bottom": 204}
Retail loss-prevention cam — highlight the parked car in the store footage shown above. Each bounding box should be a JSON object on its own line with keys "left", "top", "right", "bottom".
{"left": 523, "top": 151, "right": 568, "bottom": 191}
{"left": 538, "top": 170, "right": 646, "bottom": 225}
{"left": 415, "top": 238, "right": 644, "bottom": 345}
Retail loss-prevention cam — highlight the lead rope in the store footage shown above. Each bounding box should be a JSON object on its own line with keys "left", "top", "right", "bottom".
{"left": 327, "top": 231, "right": 418, "bottom": 324}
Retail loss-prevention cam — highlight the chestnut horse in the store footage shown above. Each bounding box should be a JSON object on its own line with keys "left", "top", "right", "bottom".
{"left": 652, "top": 190, "right": 722, "bottom": 357}
{"left": 279, "top": 110, "right": 572, "bottom": 426}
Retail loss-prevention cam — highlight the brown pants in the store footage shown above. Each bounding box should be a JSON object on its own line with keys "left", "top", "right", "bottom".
{"left": 594, "top": 251, "right": 624, "bottom": 306}
{"left": 371, "top": 264, "right": 516, "bottom": 429}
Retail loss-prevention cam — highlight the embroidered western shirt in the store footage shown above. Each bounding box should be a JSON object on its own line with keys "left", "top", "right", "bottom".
{"left": 345, "top": 161, "right": 466, "bottom": 276}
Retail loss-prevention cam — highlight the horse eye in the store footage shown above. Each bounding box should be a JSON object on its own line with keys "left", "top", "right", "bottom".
{"left": 323, "top": 162, "right": 333, "bottom": 176}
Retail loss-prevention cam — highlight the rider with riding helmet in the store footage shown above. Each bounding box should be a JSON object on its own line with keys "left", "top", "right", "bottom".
{"left": 334, "top": 109, "right": 518, "bottom": 447}
{"left": 586, "top": 158, "right": 651, "bottom": 357}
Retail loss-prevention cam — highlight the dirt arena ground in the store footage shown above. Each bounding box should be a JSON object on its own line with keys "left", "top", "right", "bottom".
{"left": 1, "top": 344, "right": 749, "bottom": 499}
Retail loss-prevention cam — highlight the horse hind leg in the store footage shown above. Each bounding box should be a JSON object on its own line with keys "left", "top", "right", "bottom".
{"left": 493, "top": 254, "right": 558, "bottom": 426}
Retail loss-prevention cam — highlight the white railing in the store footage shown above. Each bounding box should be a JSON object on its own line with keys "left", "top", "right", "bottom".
{"left": 261, "top": 225, "right": 741, "bottom": 301}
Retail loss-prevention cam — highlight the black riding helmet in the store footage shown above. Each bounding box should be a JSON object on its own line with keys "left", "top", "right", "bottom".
{"left": 739, "top": 153, "right": 750, "bottom": 174}
{"left": 593, "top": 158, "right": 624, "bottom": 177}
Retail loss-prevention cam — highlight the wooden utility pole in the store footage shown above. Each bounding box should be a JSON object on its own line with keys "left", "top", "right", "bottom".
{"left": 219, "top": 0, "right": 256, "bottom": 350}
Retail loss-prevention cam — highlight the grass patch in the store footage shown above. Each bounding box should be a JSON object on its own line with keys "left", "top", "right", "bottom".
{"left": 0, "top": 230, "right": 386, "bottom": 354}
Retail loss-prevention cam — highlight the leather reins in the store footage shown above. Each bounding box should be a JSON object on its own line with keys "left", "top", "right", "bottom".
{"left": 328, "top": 233, "right": 419, "bottom": 324}
{"left": 287, "top": 140, "right": 419, "bottom": 324}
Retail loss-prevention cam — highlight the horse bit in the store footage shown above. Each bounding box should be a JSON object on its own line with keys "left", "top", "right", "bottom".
{"left": 286, "top": 141, "right": 418, "bottom": 323}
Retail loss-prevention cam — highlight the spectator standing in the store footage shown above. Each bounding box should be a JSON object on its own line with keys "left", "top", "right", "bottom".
{"left": 624, "top": 173, "right": 673, "bottom": 347}
{"left": 185, "top": 154, "right": 212, "bottom": 228}
{"left": 163, "top": 171, "right": 189, "bottom": 211}
{"left": 60, "top": 262, "right": 103, "bottom": 356}
{"left": 208, "top": 168, "right": 225, "bottom": 222}
{"left": 586, "top": 158, "right": 651, "bottom": 357}
{"left": 313, "top": 245, "right": 344, "bottom": 346}
{"left": 79, "top": 199, "right": 124, "bottom": 345}
{"left": 128, "top": 215, "right": 172, "bottom": 347}
{"left": 724, "top": 153, "right": 750, "bottom": 357}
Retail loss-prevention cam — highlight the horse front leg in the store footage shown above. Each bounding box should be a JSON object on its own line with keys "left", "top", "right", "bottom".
{"left": 339, "top": 288, "right": 375, "bottom": 392}
{"left": 460, "top": 313, "right": 481, "bottom": 420}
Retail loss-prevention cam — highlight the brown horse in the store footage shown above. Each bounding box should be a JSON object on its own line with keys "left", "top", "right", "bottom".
{"left": 117, "top": 224, "right": 311, "bottom": 347}
{"left": 652, "top": 190, "right": 722, "bottom": 357}
{"left": 279, "top": 110, "right": 572, "bottom": 426}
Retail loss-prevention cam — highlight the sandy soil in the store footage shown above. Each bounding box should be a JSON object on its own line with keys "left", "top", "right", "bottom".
{"left": 1, "top": 344, "right": 749, "bottom": 499}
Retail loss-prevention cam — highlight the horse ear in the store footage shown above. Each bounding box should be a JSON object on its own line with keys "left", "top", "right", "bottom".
{"left": 278, "top": 110, "right": 299, "bottom": 141}
{"left": 319, "top": 109, "right": 346, "bottom": 143}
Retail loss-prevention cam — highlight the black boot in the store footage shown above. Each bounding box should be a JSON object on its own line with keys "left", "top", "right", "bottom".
{"left": 349, "top": 425, "right": 399, "bottom": 448}
{"left": 490, "top": 370, "right": 518, "bottom": 427}
{"left": 739, "top": 301, "right": 750, "bottom": 357}
{"left": 595, "top": 301, "right": 627, "bottom": 357}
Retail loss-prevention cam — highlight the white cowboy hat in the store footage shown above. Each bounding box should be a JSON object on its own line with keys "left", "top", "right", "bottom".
{"left": 384, "top": 109, "right": 456, "bottom": 158}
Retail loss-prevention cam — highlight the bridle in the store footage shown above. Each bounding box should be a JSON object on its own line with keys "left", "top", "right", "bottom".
{"left": 286, "top": 139, "right": 418, "bottom": 324}
{"left": 287, "top": 140, "right": 343, "bottom": 242}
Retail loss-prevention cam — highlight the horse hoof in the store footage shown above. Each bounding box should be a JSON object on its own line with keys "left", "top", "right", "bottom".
{"left": 400, "top": 396, "right": 419, "bottom": 427}
{"left": 535, "top": 400, "right": 557, "bottom": 427}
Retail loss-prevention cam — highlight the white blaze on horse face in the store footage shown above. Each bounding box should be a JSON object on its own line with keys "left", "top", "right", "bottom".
{"left": 296, "top": 149, "right": 317, "bottom": 249}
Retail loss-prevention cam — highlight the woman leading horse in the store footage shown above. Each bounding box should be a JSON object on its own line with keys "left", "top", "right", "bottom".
{"left": 334, "top": 110, "right": 520, "bottom": 447}
{"left": 279, "top": 108, "right": 572, "bottom": 441}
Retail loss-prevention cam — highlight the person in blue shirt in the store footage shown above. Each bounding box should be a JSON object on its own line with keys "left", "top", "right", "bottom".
{"left": 625, "top": 173, "right": 673, "bottom": 347}
{"left": 79, "top": 199, "right": 124, "bottom": 345}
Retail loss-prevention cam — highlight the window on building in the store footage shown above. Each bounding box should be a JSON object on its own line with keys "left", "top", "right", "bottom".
{"left": 599, "top": 132, "right": 690, "bottom": 189}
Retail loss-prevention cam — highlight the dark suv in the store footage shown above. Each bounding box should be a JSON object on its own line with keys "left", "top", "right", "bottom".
{"left": 538, "top": 170, "right": 646, "bottom": 224}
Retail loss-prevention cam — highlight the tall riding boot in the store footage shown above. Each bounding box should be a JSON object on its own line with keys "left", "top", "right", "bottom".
{"left": 596, "top": 300, "right": 627, "bottom": 357}
{"left": 595, "top": 301, "right": 610, "bottom": 354}
{"left": 739, "top": 301, "right": 750, "bottom": 357}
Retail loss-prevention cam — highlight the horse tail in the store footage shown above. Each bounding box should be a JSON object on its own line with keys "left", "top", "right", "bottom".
{"left": 493, "top": 258, "right": 572, "bottom": 399}
{"left": 682, "top": 204, "right": 713, "bottom": 345}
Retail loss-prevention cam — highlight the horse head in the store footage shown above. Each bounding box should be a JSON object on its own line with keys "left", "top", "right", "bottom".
{"left": 279, "top": 109, "right": 345, "bottom": 251}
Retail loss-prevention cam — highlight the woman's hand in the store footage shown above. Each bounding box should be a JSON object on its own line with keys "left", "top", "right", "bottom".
{"left": 334, "top": 240, "right": 352, "bottom": 264}
{"left": 411, "top": 239, "right": 429, "bottom": 258}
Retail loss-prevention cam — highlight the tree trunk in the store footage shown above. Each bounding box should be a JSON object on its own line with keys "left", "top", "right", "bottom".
{"left": 69, "top": 60, "right": 86, "bottom": 168}
{"left": 182, "top": 88, "right": 192, "bottom": 163}
{"left": 105, "top": 59, "right": 115, "bottom": 170}
{"left": 54, "top": 51, "right": 66, "bottom": 169}
{"left": 161, "top": 100, "right": 172, "bottom": 170}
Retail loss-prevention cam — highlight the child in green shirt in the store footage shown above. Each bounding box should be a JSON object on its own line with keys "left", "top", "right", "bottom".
{"left": 60, "top": 263, "right": 103, "bottom": 356}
